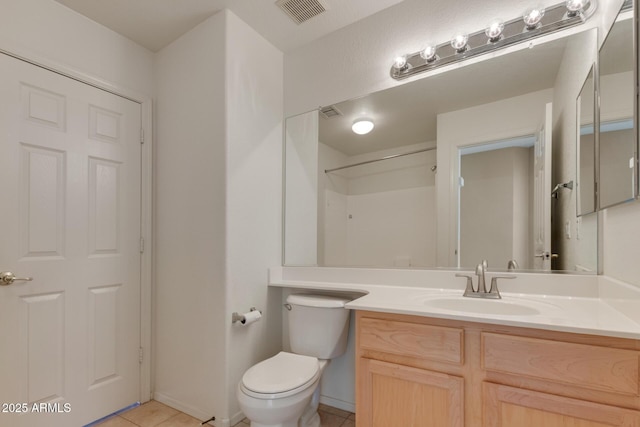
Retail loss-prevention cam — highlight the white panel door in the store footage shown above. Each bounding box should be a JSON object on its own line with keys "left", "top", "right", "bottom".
{"left": 0, "top": 54, "right": 141, "bottom": 426}
{"left": 533, "top": 103, "right": 553, "bottom": 270}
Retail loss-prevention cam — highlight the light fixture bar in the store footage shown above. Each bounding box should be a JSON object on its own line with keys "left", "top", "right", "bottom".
{"left": 391, "top": 0, "right": 597, "bottom": 80}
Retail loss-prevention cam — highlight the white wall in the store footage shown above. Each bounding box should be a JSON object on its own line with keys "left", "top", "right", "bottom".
{"left": 154, "top": 12, "right": 229, "bottom": 422}
{"left": 225, "top": 10, "right": 284, "bottom": 423}
{"left": 437, "top": 89, "right": 554, "bottom": 267}
{"left": 154, "top": 10, "right": 283, "bottom": 426}
{"left": 284, "top": 111, "right": 319, "bottom": 265}
{"left": 320, "top": 142, "right": 437, "bottom": 268}
{"left": 551, "top": 29, "right": 598, "bottom": 272}
{"left": 0, "top": 0, "right": 154, "bottom": 96}
{"left": 460, "top": 147, "right": 532, "bottom": 269}
{"left": 284, "top": 0, "right": 574, "bottom": 117}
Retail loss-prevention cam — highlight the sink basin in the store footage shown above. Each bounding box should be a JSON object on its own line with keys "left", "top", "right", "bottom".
{"left": 423, "top": 297, "right": 543, "bottom": 316}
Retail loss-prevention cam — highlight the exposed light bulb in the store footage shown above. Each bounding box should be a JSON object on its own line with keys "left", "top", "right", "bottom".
{"left": 392, "top": 55, "right": 408, "bottom": 70}
{"left": 352, "top": 119, "right": 374, "bottom": 135}
{"left": 523, "top": 7, "right": 545, "bottom": 30}
{"left": 420, "top": 45, "right": 438, "bottom": 62}
{"left": 565, "top": 0, "right": 587, "bottom": 16}
{"left": 485, "top": 19, "right": 505, "bottom": 42}
{"left": 450, "top": 34, "right": 469, "bottom": 53}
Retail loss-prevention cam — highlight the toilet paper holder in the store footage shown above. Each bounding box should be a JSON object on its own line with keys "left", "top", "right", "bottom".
{"left": 232, "top": 307, "right": 262, "bottom": 324}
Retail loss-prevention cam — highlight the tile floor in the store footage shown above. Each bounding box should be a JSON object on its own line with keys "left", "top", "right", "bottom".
{"left": 94, "top": 400, "right": 355, "bottom": 427}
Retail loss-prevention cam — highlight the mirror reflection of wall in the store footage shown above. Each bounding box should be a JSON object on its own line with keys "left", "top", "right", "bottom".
{"left": 598, "top": 6, "right": 636, "bottom": 209}
{"left": 577, "top": 67, "right": 595, "bottom": 216}
{"left": 322, "top": 146, "right": 437, "bottom": 267}
{"left": 283, "top": 28, "right": 601, "bottom": 273}
{"left": 459, "top": 138, "right": 535, "bottom": 270}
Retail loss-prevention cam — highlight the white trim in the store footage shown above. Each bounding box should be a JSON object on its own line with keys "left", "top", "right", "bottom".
{"left": 0, "top": 44, "right": 149, "bottom": 103}
{"left": 229, "top": 410, "right": 246, "bottom": 427}
{"left": 319, "top": 395, "right": 356, "bottom": 413}
{"left": 154, "top": 392, "right": 230, "bottom": 427}
{"left": 0, "top": 45, "right": 154, "bottom": 407}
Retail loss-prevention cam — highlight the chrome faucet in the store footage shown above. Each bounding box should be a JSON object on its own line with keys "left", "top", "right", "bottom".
{"left": 456, "top": 260, "right": 515, "bottom": 299}
{"left": 475, "top": 260, "right": 488, "bottom": 293}
{"left": 507, "top": 259, "right": 519, "bottom": 270}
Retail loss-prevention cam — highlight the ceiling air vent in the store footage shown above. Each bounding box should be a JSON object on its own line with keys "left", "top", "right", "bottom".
{"left": 319, "top": 105, "right": 342, "bottom": 119}
{"left": 276, "top": 0, "right": 328, "bottom": 25}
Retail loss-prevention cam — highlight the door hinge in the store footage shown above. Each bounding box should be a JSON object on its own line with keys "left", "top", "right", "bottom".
{"left": 140, "top": 128, "right": 145, "bottom": 144}
{"left": 140, "top": 236, "right": 145, "bottom": 253}
{"left": 139, "top": 347, "right": 144, "bottom": 364}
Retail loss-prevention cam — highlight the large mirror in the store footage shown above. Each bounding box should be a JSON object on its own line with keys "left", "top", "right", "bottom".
{"left": 597, "top": 1, "right": 636, "bottom": 209}
{"left": 284, "top": 27, "right": 603, "bottom": 272}
{"left": 577, "top": 66, "right": 596, "bottom": 216}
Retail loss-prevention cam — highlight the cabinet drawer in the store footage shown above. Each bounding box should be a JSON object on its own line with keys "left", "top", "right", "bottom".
{"left": 359, "top": 317, "right": 463, "bottom": 364}
{"left": 482, "top": 332, "right": 640, "bottom": 395}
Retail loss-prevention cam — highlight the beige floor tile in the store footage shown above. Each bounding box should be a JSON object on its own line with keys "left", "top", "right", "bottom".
{"left": 156, "top": 412, "right": 202, "bottom": 427}
{"left": 319, "top": 411, "right": 347, "bottom": 427}
{"left": 94, "top": 416, "right": 138, "bottom": 427}
{"left": 120, "top": 401, "right": 179, "bottom": 427}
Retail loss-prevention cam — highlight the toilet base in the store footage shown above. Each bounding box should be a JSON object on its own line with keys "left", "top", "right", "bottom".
{"left": 249, "top": 421, "right": 297, "bottom": 427}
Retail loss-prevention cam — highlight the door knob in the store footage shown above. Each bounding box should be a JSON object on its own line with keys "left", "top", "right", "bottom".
{"left": 0, "top": 272, "right": 33, "bottom": 286}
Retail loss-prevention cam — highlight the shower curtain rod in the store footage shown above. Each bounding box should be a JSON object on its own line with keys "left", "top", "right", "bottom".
{"left": 324, "top": 146, "right": 437, "bottom": 173}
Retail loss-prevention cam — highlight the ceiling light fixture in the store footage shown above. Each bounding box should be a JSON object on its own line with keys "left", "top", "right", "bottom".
{"left": 352, "top": 119, "right": 374, "bottom": 135}
{"left": 390, "top": 0, "right": 596, "bottom": 80}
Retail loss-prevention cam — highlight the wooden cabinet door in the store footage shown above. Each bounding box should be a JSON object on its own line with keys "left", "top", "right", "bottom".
{"left": 483, "top": 382, "right": 640, "bottom": 427}
{"left": 357, "top": 358, "right": 464, "bottom": 427}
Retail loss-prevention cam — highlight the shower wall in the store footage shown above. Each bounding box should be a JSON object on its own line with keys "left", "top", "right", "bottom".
{"left": 319, "top": 142, "right": 437, "bottom": 267}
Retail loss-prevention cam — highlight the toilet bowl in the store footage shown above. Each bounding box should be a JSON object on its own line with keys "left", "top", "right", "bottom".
{"left": 237, "top": 294, "right": 351, "bottom": 427}
{"left": 236, "top": 352, "right": 328, "bottom": 427}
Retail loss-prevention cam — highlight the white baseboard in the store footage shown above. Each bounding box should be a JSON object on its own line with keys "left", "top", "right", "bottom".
{"left": 153, "top": 392, "right": 230, "bottom": 427}
{"left": 319, "top": 395, "right": 356, "bottom": 413}
{"left": 229, "top": 410, "right": 246, "bottom": 426}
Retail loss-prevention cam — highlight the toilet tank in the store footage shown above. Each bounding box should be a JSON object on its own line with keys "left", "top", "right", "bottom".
{"left": 286, "top": 294, "right": 351, "bottom": 359}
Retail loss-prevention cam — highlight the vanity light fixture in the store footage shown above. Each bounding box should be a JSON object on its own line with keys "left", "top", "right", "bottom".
{"left": 565, "top": 0, "right": 587, "bottom": 16}
{"left": 352, "top": 119, "right": 374, "bottom": 135}
{"left": 420, "top": 45, "right": 438, "bottom": 62}
{"left": 451, "top": 34, "right": 469, "bottom": 52}
{"left": 485, "top": 20, "right": 505, "bottom": 42}
{"left": 392, "top": 55, "right": 408, "bottom": 71}
{"left": 390, "top": 0, "right": 596, "bottom": 80}
{"left": 523, "top": 7, "right": 545, "bottom": 30}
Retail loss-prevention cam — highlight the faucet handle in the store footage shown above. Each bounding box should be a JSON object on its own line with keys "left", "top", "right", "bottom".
{"left": 488, "top": 275, "right": 516, "bottom": 298}
{"left": 456, "top": 273, "right": 476, "bottom": 296}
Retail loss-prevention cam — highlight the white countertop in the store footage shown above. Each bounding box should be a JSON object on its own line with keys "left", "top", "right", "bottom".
{"left": 270, "top": 267, "right": 640, "bottom": 340}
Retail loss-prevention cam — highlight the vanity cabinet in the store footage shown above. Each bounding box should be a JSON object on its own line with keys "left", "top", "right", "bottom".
{"left": 355, "top": 311, "right": 640, "bottom": 427}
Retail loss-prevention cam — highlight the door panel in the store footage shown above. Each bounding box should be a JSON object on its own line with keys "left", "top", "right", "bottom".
{"left": 483, "top": 382, "right": 640, "bottom": 427}
{"left": 0, "top": 53, "right": 142, "bottom": 426}
{"left": 358, "top": 358, "right": 464, "bottom": 427}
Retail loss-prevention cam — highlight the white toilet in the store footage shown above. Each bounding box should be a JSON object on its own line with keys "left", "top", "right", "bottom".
{"left": 237, "top": 294, "right": 351, "bottom": 427}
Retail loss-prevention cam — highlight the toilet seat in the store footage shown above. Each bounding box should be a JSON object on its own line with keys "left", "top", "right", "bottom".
{"left": 241, "top": 352, "right": 320, "bottom": 399}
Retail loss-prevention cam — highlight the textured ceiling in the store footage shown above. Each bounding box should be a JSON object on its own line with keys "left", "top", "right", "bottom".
{"left": 54, "top": 0, "right": 406, "bottom": 52}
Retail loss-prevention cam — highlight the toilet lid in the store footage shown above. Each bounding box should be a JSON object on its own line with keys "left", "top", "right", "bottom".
{"left": 242, "top": 352, "right": 319, "bottom": 394}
